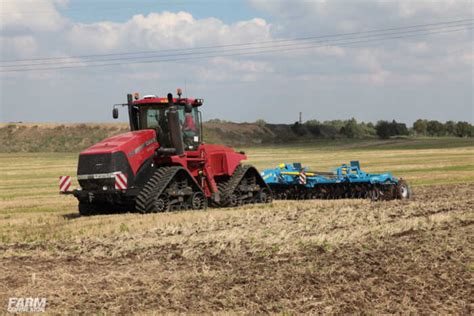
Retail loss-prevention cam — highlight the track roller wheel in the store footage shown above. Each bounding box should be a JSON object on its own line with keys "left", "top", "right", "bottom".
{"left": 228, "top": 192, "right": 241, "bottom": 207}
{"left": 191, "top": 192, "right": 207, "bottom": 210}
{"left": 153, "top": 194, "right": 170, "bottom": 212}
{"left": 258, "top": 188, "right": 272, "bottom": 203}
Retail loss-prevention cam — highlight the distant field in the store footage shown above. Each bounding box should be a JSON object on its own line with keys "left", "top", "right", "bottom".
{"left": 2, "top": 122, "right": 473, "bottom": 152}
{"left": 1, "top": 139, "right": 473, "bottom": 214}
{"left": 0, "top": 139, "right": 473, "bottom": 313}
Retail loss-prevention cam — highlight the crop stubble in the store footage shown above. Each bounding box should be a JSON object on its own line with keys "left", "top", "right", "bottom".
{"left": 0, "top": 184, "right": 472, "bottom": 313}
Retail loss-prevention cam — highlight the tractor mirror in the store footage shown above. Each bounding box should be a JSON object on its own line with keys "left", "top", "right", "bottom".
{"left": 112, "top": 108, "right": 119, "bottom": 119}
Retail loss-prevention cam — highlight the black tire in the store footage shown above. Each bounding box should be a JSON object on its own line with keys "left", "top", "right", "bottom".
{"left": 396, "top": 179, "right": 411, "bottom": 200}
{"left": 78, "top": 203, "right": 97, "bottom": 216}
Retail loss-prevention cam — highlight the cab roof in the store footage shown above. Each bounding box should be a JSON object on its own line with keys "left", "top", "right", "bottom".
{"left": 133, "top": 97, "right": 203, "bottom": 106}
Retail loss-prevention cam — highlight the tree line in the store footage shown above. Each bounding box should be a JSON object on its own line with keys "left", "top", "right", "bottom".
{"left": 289, "top": 118, "right": 473, "bottom": 139}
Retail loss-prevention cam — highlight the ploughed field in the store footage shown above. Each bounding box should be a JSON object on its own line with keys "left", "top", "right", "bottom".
{"left": 0, "top": 140, "right": 473, "bottom": 313}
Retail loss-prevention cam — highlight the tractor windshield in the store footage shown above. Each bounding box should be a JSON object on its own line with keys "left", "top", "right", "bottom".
{"left": 138, "top": 105, "right": 202, "bottom": 150}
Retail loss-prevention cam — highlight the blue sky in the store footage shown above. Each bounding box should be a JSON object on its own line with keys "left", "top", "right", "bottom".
{"left": 60, "top": 0, "right": 261, "bottom": 24}
{"left": 0, "top": 0, "right": 472, "bottom": 124}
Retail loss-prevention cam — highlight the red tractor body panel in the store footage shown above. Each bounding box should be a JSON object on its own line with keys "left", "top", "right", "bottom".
{"left": 200, "top": 144, "right": 246, "bottom": 176}
{"left": 155, "top": 143, "right": 246, "bottom": 197}
{"left": 80, "top": 130, "right": 159, "bottom": 175}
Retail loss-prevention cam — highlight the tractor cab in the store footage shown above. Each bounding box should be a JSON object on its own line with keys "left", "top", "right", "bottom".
{"left": 113, "top": 89, "right": 203, "bottom": 152}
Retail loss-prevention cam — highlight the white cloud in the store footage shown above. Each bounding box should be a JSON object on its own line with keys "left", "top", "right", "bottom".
{"left": 314, "top": 46, "right": 346, "bottom": 57}
{"left": 393, "top": 0, "right": 465, "bottom": 17}
{"left": 61, "top": 12, "right": 272, "bottom": 55}
{"left": 0, "top": 35, "right": 38, "bottom": 58}
{"left": 0, "top": 0, "right": 67, "bottom": 33}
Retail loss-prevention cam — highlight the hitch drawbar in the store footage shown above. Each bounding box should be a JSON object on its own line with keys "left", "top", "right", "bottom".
{"left": 59, "top": 172, "right": 128, "bottom": 194}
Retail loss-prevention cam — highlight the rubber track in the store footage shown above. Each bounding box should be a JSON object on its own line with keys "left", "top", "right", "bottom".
{"left": 219, "top": 165, "right": 270, "bottom": 206}
{"left": 135, "top": 166, "right": 203, "bottom": 213}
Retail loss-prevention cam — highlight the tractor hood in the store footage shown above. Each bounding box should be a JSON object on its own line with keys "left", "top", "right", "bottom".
{"left": 78, "top": 130, "right": 159, "bottom": 179}
{"left": 81, "top": 130, "right": 158, "bottom": 156}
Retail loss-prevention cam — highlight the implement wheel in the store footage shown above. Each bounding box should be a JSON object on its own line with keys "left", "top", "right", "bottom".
{"left": 396, "top": 179, "right": 411, "bottom": 200}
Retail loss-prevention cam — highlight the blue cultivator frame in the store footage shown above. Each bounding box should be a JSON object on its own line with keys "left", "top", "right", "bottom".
{"left": 261, "top": 161, "right": 410, "bottom": 201}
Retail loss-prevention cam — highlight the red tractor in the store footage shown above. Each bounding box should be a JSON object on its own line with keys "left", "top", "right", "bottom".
{"left": 61, "top": 90, "right": 271, "bottom": 215}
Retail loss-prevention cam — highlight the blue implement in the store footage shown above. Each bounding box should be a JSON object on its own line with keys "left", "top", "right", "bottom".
{"left": 261, "top": 161, "right": 410, "bottom": 200}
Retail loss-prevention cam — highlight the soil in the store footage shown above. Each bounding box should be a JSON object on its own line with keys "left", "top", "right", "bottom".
{"left": 1, "top": 184, "right": 472, "bottom": 314}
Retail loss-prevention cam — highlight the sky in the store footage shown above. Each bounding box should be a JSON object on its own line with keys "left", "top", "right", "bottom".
{"left": 0, "top": 0, "right": 473, "bottom": 125}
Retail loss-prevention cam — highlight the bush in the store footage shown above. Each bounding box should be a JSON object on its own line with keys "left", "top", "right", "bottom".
{"left": 303, "top": 118, "right": 376, "bottom": 139}
{"left": 291, "top": 122, "right": 307, "bottom": 136}
{"left": 255, "top": 119, "right": 266, "bottom": 127}
{"left": 304, "top": 121, "right": 322, "bottom": 137}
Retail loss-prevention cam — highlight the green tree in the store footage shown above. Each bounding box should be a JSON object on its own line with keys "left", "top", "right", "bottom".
{"left": 340, "top": 118, "right": 365, "bottom": 138}
{"left": 455, "top": 121, "right": 472, "bottom": 137}
{"left": 305, "top": 119, "right": 320, "bottom": 126}
{"left": 413, "top": 119, "right": 428, "bottom": 135}
{"left": 426, "top": 120, "right": 445, "bottom": 136}
{"left": 375, "top": 120, "right": 408, "bottom": 139}
{"left": 291, "top": 122, "right": 307, "bottom": 136}
{"left": 375, "top": 121, "right": 391, "bottom": 139}
{"left": 392, "top": 120, "right": 409, "bottom": 136}
{"left": 323, "top": 120, "right": 345, "bottom": 131}
{"left": 445, "top": 121, "right": 456, "bottom": 136}
{"left": 304, "top": 120, "right": 321, "bottom": 136}
{"left": 361, "top": 122, "right": 377, "bottom": 137}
